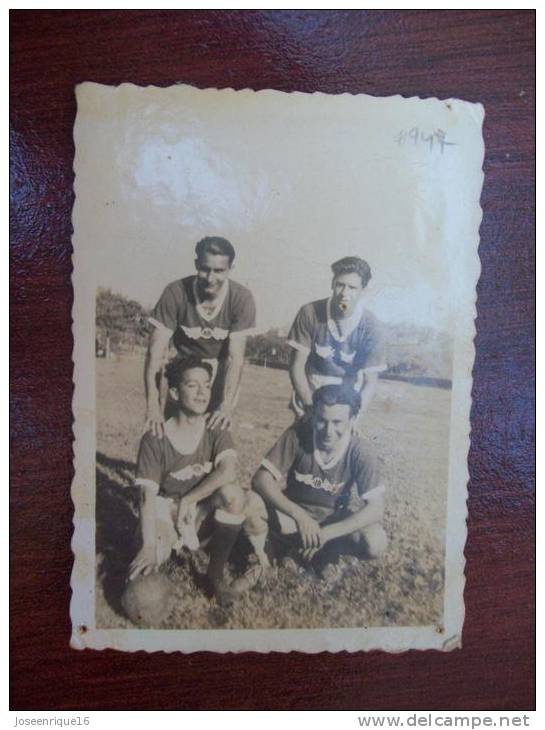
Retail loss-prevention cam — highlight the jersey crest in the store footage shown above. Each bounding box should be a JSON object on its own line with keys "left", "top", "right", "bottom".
{"left": 294, "top": 470, "right": 343, "bottom": 496}
{"left": 170, "top": 461, "right": 213, "bottom": 481}
{"left": 180, "top": 324, "right": 229, "bottom": 341}
{"left": 314, "top": 342, "right": 357, "bottom": 365}
{"left": 315, "top": 343, "right": 335, "bottom": 360}
{"left": 339, "top": 349, "right": 356, "bottom": 364}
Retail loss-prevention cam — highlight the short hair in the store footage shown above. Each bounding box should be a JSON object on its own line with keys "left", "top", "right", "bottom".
{"left": 331, "top": 256, "right": 371, "bottom": 288}
{"left": 165, "top": 357, "right": 213, "bottom": 389}
{"left": 312, "top": 384, "right": 361, "bottom": 418}
{"left": 195, "top": 236, "right": 236, "bottom": 265}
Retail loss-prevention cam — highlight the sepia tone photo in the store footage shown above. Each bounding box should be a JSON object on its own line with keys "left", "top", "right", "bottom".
{"left": 71, "top": 83, "right": 484, "bottom": 652}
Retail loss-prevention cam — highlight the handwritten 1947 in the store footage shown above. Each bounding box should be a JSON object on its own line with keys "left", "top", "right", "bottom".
{"left": 395, "top": 128, "right": 456, "bottom": 153}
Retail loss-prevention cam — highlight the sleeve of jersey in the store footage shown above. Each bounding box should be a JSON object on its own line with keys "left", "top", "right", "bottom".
{"left": 135, "top": 432, "right": 163, "bottom": 494}
{"left": 229, "top": 288, "right": 257, "bottom": 337}
{"left": 149, "top": 284, "right": 178, "bottom": 334}
{"left": 212, "top": 428, "right": 237, "bottom": 466}
{"left": 361, "top": 316, "right": 387, "bottom": 374}
{"left": 261, "top": 427, "right": 298, "bottom": 481}
{"left": 351, "top": 443, "right": 385, "bottom": 503}
{"left": 287, "top": 305, "right": 313, "bottom": 354}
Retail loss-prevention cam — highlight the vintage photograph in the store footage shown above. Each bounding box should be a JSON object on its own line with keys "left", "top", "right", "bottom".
{"left": 71, "top": 84, "right": 484, "bottom": 652}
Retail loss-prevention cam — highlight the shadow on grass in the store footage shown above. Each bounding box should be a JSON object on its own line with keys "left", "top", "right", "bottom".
{"left": 96, "top": 452, "right": 140, "bottom": 617}
{"left": 94, "top": 452, "right": 349, "bottom": 624}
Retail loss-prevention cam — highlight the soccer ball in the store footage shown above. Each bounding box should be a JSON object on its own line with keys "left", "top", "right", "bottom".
{"left": 121, "top": 573, "right": 175, "bottom": 627}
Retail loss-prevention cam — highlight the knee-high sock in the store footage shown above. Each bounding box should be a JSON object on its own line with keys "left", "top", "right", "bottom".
{"left": 207, "top": 510, "right": 244, "bottom": 588}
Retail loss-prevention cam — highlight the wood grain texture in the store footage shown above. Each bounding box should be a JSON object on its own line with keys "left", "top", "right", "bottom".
{"left": 10, "top": 10, "right": 535, "bottom": 710}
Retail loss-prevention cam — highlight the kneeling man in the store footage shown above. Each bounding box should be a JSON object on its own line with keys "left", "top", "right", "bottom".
{"left": 252, "top": 384, "right": 388, "bottom": 565}
{"left": 129, "top": 356, "right": 267, "bottom": 602}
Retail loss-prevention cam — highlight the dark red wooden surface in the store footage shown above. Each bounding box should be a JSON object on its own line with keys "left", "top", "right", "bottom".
{"left": 10, "top": 10, "right": 535, "bottom": 711}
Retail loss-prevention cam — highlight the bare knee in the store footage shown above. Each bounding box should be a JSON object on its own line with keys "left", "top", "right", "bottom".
{"left": 365, "top": 525, "right": 388, "bottom": 559}
{"left": 217, "top": 483, "right": 246, "bottom": 515}
{"left": 242, "top": 492, "right": 268, "bottom": 536}
{"left": 244, "top": 513, "right": 268, "bottom": 537}
{"left": 353, "top": 524, "right": 388, "bottom": 559}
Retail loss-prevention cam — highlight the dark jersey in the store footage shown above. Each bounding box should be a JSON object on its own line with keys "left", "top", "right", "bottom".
{"left": 261, "top": 420, "right": 383, "bottom": 510}
{"left": 287, "top": 298, "right": 386, "bottom": 392}
{"left": 135, "top": 420, "right": 235, "bottom": 498}
{"left": 149, "top": 276, "right": 256, "bottom": 362}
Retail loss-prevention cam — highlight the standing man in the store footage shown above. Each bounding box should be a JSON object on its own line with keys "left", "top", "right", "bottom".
{"left": 145, "top": 237, "right": 256, "bottom": 434}
{"left": 287, "top": 256, "right": 386, "bottom": 418}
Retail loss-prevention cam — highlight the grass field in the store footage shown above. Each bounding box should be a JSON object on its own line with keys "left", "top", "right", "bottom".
{"left": 96, "top": 357, "right": 451, "bottom": 630}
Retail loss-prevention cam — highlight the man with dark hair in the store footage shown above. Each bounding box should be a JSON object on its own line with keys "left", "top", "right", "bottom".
{"left": 194, "top": 236, "right": 236, "bottom": 265}
{"left": 130, "top": 357, "right": 269, "bottom": 604}
{"left": 287, "top": 256, "right": 386, "bottom": 418}
{"left": 250, "top": 384, "right": 388, "bottom": 570}
{"left": 145, "top": 236, "right": 256, "bottom": 434}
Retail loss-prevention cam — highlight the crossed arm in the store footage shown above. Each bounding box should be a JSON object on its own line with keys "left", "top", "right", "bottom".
{"left": 177, "top": 452, "right": 237, "bottom": 515}
{"left": 252, "top": 466, "right": 384, "bottom": 557}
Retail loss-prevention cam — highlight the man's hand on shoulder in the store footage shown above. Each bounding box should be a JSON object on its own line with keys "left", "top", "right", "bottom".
{"left": 299, "top": 404, "right": 314, "bottom": 423}
{"left": 206, "top": 407, "right": 233, "bottom": 431}
{"left": 144, "top": 402, "right": 165, "bottom": 438}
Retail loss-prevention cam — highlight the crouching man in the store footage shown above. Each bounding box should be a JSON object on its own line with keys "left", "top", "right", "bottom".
{"left": 129, "top": 356, "right": 268, "bottom": 604}
{"left": 252, "top": 384, "right": 388, "bottom": 568}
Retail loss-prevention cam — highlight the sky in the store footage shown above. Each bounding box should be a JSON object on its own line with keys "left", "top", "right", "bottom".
{"left": 74, "top": 84, "right": 483, "bottom": 334}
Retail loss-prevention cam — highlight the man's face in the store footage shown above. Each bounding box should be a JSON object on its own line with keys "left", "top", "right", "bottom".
{"left": 331, "top": 272, "right": 364, "bottom": 316}
{"left": 195, "top": 253, "right": 231, "bottom": 299}
{"left": 170, "top": 367, "right": 212, "bottom": 416}
{"left": 313, "top": 402, "right": 354, "bottom": 452}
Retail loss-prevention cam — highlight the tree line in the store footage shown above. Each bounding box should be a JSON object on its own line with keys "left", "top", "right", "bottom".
{"left": 96, "top": 289, "right": 452, "bottom": 383}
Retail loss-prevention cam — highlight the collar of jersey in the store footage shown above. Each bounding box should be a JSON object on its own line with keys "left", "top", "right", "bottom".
{"left": 313, "top": 427, "right": 352, "bottom": 470}
{"left": 164, "top": 417, "right": 206, "bottom": 455}
{"left": 193, "top": 278, "right": 229, "bottom": 322}
{"left": 326, "top": 297, "right": 365, "bottom": 343}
